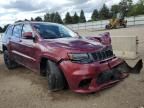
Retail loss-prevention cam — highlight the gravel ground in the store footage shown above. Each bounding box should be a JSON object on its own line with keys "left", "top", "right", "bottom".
{"left": 0, "top": 26, "right": 144, "bottom": 108}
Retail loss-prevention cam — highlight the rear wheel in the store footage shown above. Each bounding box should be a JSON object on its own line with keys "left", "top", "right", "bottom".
{"left": 46, "top": 60, "right": 66, "bottom": 91}
{"left": 4, "top": 50, "right": 18, "bottom": 69}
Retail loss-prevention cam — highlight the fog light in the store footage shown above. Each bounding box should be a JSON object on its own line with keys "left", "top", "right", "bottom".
{"left": 79, "top": 78, "right": 92, "bottom": 88}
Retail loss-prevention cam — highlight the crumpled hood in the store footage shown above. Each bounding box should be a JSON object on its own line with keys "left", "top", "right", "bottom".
{"left": 44, "top": 37, "right": 105, "bottom": 51}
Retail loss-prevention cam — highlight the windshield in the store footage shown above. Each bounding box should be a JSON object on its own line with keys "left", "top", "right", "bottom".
{"left": 32, "top": 23, "right": 78, "bottom": 39}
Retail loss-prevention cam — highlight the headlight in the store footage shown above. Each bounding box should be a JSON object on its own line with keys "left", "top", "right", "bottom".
{"left": 68, "top": 53, "right": 92, "bottom": 63}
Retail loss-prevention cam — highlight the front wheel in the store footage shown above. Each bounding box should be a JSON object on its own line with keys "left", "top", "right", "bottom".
{"left": 4, "top": 50, "right": 18, "bottom": 69}
{"left": 105, "top": 25, "right": 110, "bottom": 29}
{"left": 123, "top": 24, "right": 127, "bottom": 28}
{"left": 46, "top": 60, "right": 66, "bottom": 91}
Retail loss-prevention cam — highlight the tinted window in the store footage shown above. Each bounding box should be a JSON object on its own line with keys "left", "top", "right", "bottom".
{"left": 33, "top": 24, "right": 59, "bottom": 39}
{"left": 32, "top": 23, "right": 78, "bottom": 39}
{"left": 13, "top": 24, "right": 23, "bottom": 38}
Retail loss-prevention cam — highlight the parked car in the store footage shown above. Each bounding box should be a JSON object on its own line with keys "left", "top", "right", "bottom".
{"left": 0, "top": 33, "right": 3, "bottom": 52}
{"left": 2, "top": 22, "right": 143, "bottom": 93}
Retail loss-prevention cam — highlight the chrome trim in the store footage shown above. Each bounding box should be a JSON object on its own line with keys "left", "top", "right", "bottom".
{"left": 12, "top": 50, "right": 36, "bottom": 61}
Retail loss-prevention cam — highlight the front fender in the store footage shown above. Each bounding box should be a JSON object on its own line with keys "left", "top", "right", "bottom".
{"left": 87, "top": 32, "right": 111, "bottom": 45}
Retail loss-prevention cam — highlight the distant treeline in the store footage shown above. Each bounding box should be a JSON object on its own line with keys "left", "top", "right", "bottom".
{"left": 0, "top": 24, "right": 9, "bottom": 33}
{"left": 0, "top": 0, "right": 144, "bottom": 33}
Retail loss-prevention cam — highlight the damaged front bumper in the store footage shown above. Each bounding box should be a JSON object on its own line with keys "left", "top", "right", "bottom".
{"left": 97, "top": 59, "right": 143, "bottom": 84}
{"left": 60, "top": 58, "right": 143, "bottom": 93}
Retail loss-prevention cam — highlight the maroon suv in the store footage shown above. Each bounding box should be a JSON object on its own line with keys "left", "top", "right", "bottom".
{"left": 2, "top": 22, "right": 143, "bottom": 93}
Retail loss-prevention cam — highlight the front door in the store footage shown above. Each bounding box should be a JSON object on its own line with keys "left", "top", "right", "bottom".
{"left": 19, "top": 24, "right": 38, "bottom": 70}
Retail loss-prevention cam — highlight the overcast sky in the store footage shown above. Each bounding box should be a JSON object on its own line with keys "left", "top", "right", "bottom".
{"left": 0, "top": 0, "right": 139, "bottom": 26}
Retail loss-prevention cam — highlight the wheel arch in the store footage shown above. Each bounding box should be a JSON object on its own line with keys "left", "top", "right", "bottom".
{"left": 2, "top": 45, "right": 8, "bottom": 52}
{"left": 39, "top": 56, "right": 68, "bottom": 88}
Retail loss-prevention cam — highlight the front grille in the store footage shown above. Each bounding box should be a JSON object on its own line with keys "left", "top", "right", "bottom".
{"left": 91, "top": 50, "right": 113, "bottom": 61}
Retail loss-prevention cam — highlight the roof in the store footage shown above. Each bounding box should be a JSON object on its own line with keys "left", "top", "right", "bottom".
{"left": 14, "top": 21, "right": 61, "bottom": 26}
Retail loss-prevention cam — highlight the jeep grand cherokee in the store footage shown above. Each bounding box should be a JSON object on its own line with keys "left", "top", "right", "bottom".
{"left": 2, "top": 22, "right": 143, "bottom": 93}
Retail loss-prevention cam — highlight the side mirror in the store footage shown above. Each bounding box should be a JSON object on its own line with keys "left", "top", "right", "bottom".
{"left": 75, "top": 31, "right": 79, "bottom": 35}
{"left": 74, "top": 31, "right": 82, "bottom": 38}
{"left": 23, "top": 32, "right": 33, "bottom": 39}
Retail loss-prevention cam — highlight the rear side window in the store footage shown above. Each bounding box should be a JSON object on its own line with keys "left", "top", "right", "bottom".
{"left": 12, "top": 24, "right": 23, "bottom": 38}
{"left": 6, "top": 25, "right": 13, "bottom": 36}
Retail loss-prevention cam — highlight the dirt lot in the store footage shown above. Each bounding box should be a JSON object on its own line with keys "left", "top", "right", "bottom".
{"left": 0, "top": 26, "right": 144, "bottom": 108}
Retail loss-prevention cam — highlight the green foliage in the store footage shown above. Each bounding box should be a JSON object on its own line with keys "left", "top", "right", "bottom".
{"left": 3, "top": 24, "right": 9, "bottom": 32}
{"left": 64, "top": 12, "right": 73, "bottom": 24}
{"left": 31, "top": 17, "right": 34, "bottom": 21}
{"left": 79, "top": 10, "right": 86, "bottom": 23}
{"left": 44, "top": 13, "right": 51, "bottom": 22}
{"left": 24, "top": 19, "right": 29, "bottom": 21}
{"left": 35, "top": 16, "right": 43, "bottom": 21}
{"left": 53, "top": 12, "right": 63, "bottom": 24}
{"left": 91, "top": 9, "right": 99, "bottom": 21}
{"left": 111, "top": 5, "right": 119, "bottom": 18}
{"left": 44, "top": 12, "right": 63, "bottom": 24}
{"left": 0, "top": 26, "right": 3, "bottom": 33}
{"left": 72, "top": 12, "right": 79, "bottom": 24}
{"left": 128, "top": 0, "right": 144, "bottom": 16}
{"left": 99, "top": 4, "right": 110, "bottom": 20}
{"left": 50, "top": 13, "right": 55, "bottom": 22}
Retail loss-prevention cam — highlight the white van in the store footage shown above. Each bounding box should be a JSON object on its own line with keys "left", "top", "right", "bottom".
{"left": 0, "top": 33, "right": 3, "bottom": 52}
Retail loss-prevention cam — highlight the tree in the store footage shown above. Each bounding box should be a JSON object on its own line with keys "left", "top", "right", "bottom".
{"left": 31, "top": 17, "right": 34, "bottom": 21}
{"left": 128, "top": 0, "right": 144, "bottom": 16}
{"left": 72, "top": 12, "right": 79, "bottom": 24}
{"left": 135, "top": 0, "right": 144, "bottom": 15}
{"left": 50, "top": 13, "right": 56, "bottom": 22}
{"left": 99, "top": 4, "right": 110, "bottom": 20}
{"left": 91, "top": 9, "right": 99, "bottom": 21}
{"left": 127, "top": 0, "right": 133, "bottom": 10}
{"left": 0, "top": 26, "right": 3, "bottom": 33}
{"left": 44, "top": 12, "right": 56, "bottom": 22}
{"left": 35, "top": 16, "right": 42, "bottom": 21}
{"left": 64, "top": 12, "right": 73, "bottom": 24}
{"left": 24, "top": 19, "right": 29, "bottom": 21}
{"left": 79, "top": 10, "right": 86, "bottom": 23}
{"left": 53, "top": 12, "right": 63, "bottom": 24}
{"left": 3, "top": 24, "right": 9, "bottom": 32}
{"left": 44, "top": 13, "right": 51, "bottom": 22}
{"left": 111, "top": 5, "right": 119, "bottom": 18}
{"left": 119, "top": 0, "right": 133, "bottom": 17}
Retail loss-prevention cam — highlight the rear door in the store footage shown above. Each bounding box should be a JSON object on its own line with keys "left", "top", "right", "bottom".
{"left": 2, "top": 25, "right": 13, "bottom": 51}
{"left": 10, "top": 24, "right": 23, "bottom": 63}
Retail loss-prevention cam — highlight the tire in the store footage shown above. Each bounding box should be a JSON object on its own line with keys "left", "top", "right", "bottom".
{"left": 105, "top": 25, "right": 110, "bottom": 29}
{"left": 113, "top": 25, "right": 117, "bottom": 29}
{"left": 46, "top": 60, "right": 65, "bottom": 91}
{"left": 0, "top": 51, "right": 3, "bottom": 54}
{"left": 123, "top": 24, "right": 127, "bottom": 28}
{"left": 4, "top": 50, "right": 18, "bottom": 69}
